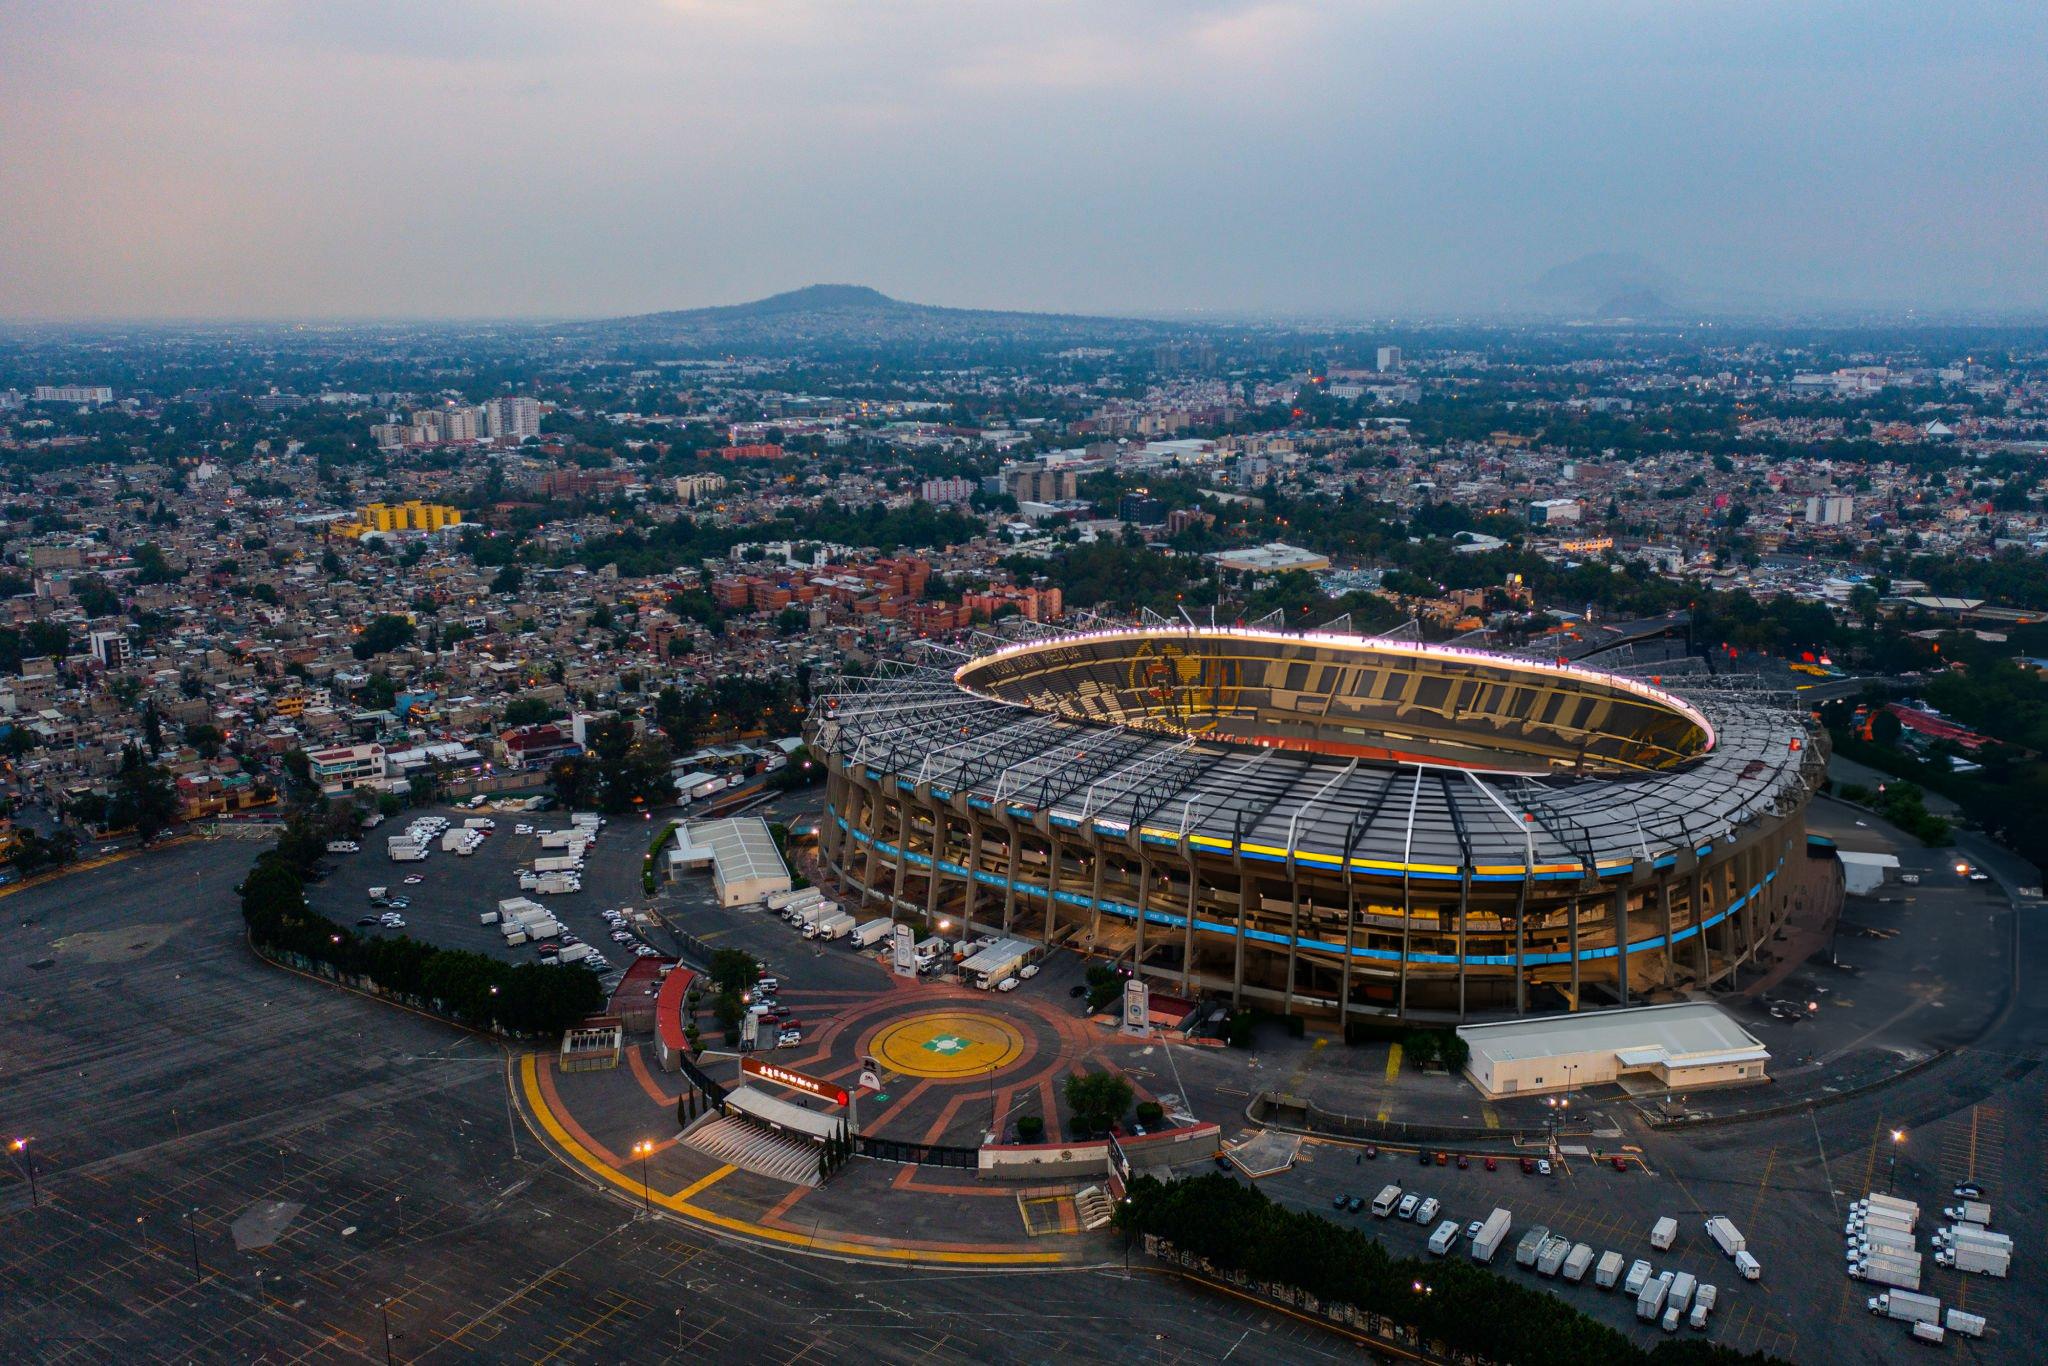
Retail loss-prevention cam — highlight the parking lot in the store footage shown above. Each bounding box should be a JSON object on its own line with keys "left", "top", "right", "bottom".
{"left": 304, "top": 804, "right": 669, "bottom": 992}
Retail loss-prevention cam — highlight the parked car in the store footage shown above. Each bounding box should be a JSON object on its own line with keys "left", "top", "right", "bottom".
{"left": 1456, "top": 1154, "right": 1469, "bottom": 1169}
{"left": 1484, "top": 1157, "right": 1497, "bottom": 1172}
{"left": 1537, "top": 1159, "right": 1552, "bottom": 1177}
{"left": 402, "top": 875, "right": 423, "bottom": 885}
{"left": 1435, "top": 1151, "right": 1449, "bottom": 1166}
{"left": 1397, "top": 1193, "right": 1420, "bottom": 1219}
{"left": 1363, "top": 1144, "right": 1378, "bottom": 1160}
{"left": 1520, "top": 1157, "right": 1536, "bottom": 1174}
{"left": 1417, "top": 1149, "right": 1432, "bottom": 1166}
{"left": 1612, "top": 1156, "right": 1629, "bottom": 1172}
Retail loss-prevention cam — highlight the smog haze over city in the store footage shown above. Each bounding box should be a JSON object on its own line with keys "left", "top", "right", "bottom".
{"left": 4, "top": 5, "right": 2048, "bottom": 1365}
{"left": 3, "top": 0, "right": 2046, "bottom": 321}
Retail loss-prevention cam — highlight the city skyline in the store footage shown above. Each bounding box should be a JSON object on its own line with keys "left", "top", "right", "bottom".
{"left": 4, "top": 1, "right": 2046, "bottom": 321}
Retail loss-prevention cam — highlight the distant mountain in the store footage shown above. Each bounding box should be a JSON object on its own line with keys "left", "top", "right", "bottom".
{"left": 583, "top": 284, "right": 1191, "bottom": 352}
{"left": 1526, "top": 253, "right": 1684, "bottom": 318}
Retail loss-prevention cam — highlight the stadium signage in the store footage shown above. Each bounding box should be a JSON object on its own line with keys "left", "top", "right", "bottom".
{"left": 741, "top": 1056, "right": 849, "bottom": 1107}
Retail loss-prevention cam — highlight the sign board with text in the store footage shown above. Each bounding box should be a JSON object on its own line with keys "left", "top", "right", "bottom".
{"left": 1121, "top": 977, "right": 1150, "bottom": 1035}
{"left": 740, "top": 1055, "right": 850, "bottom": 1108}
{"left": 892, "top": 922, "right": 918, "bottom": 977}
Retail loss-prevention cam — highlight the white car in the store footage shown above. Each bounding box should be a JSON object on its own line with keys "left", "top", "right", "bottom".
{"left": 1396, "top": 1193, "right": 1420, "bottom": 1220}
{"left": 996, "top": 977, "right": 1021, "bottom": 991}
{"left": 633, "top": 945, "right": 658, "bottom": 957}
{"left": 1018, "top": 963, "right": 1040, "bottom": 979}
{"left": 402, "top": 875, "right": 423, "bottom": 884}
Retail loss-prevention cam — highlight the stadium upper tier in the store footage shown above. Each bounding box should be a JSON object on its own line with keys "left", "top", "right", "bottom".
{"left": 817, "top": 627, "right": 1815, "bottom": 883}
{"left": 952, "top": 628, "right": 1715, "bottom": 777}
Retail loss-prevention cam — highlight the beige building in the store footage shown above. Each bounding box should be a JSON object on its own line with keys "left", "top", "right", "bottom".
{"left": 1457, "top": 1002, "right": 1769, "bottom": 1100}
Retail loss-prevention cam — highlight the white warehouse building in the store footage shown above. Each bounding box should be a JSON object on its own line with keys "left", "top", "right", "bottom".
{"left": 1457, "top": 1002, "right": 1770, "bottom": 1101}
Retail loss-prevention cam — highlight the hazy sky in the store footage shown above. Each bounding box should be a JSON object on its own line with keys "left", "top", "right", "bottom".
{"left": 3, "top": 1, "right": 2044, "bottom": 320}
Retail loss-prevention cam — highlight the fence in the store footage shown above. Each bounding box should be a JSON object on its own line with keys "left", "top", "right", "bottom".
{"left": 1251, "top": 1092, "right": 1547, "bottom": 1145}
{"left": 673, "top": 1047, "right": 730, "bottom": 1109}
{"left": 855, "top": 1135, "right": 979, "bottom": 1169}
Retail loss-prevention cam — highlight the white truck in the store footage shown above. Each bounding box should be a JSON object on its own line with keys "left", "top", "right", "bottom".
{"left": 851, "top": 918, "right": 894, "bottom": 949}
{"left": 1637, "top": 1272, "right": 1671, "bottom": 1321}
{"left": 1855, "top": 1254, "right": 1923, "bottom": 1291}
{"left": 1912, "top": 1323, "right": 1945, "bottom": 1345}
{"left": 558, "top": 943, "right": 594, "bottom": 964}
{"left": 1536, "top": 1237, "right": 1570, "bottom": 1277}
{"left": 810, "top": 912, "right": 856, "bottom": 941}
{"left": 1427, "top": 1220, "right": 1460, "bottom": 1256}
{"left": 1705, "top": 1216, "right": 1746, "bottom": 1256}
{"left": 1594, "top": 1250, "right": 1626, "bottom": 1289}
{"left": 1868, "top": 1290, "right": 1941, "bottom": 1325}
{"left": 1689, "top": 1283, "right": 1718, "bottom": 1330}
{"left": 1862, "top": 1193, "right": 1920, "bottom": 1226}
{"left": 326, "top": 839, "right": 359, "bottom": 854}
{"left": 793, "top": 901, "right": 839, "bottom": 931}
{"left": 1734, "top": 1250, "right": 1761, "bottom": 1280}
{"left": 1470, "top": 1208, "right": 1511, "bottom": 1264}
{"left": 1945, "top": 1200, "right": 1992, "bottom": 1226}
{"left": 387, "top": 840, "right": 427, "bottom": 862}
{"left": 1371, "top": 1184, "right": 1404, "bottom": 1218}
{"left": 784, "top": 896, "right": 828, "bottom": 923}
{"left": 533, "top": 874, "right": 580, "bottom": 896}
{"left": 1942, "top": 1309, "right": 1985, "bottom": 1339}
{"left": 1562, "top": 1244, "right": 1595, "bottom": 1284}
{"left": 1624, "top": 1260, "right": 1654, "bottom": 1296}
{"left": 440, "top": 829, "right": 466, "bottom": 853}
{"left": 1515, "top": 1225, "right": 1551, "bottom": 1267}
{"left": 533, "top": 854, "right": 583, "bottom": 874}
{"left": 1668, "top": 1271, "right": 1696, "bottom": 1314}
{"left": 1947, "top": 1242, "right": 2010, "bottom": 1277}
{"left": 766, "top": 887, "right": 821, "bottom": 912}
{"left": 1650, "top": 1216, "right": 1678, "bottom": 1250}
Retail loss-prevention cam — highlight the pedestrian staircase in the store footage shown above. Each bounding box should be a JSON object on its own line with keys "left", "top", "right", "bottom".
{"left": 1074, "top": 1185, "right": 1117, "bottom": 1230}
{"left": 682, "top": 1114, "right": 822, "bottom": 1187}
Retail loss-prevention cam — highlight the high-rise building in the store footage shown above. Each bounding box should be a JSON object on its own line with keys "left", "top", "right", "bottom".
{"left": 1805, "top": 494, "right": 1854, "bottom": 527}
{"left": 88, "top": 629, "right": 131, "bottom": 670}
{"left": 411, "top": 406, "right": 481, "bottom": 443}
{"left": 674, "top": 473, "right": 728, "bottom": 505}
{"left": 34, "top": 384, "right": 113, "bottom": 404}
{"left": 919, "top": 476, "right": 976, "bottom": 504}
{"left": 1007, "top": 464, "right": 1078, "bottom": 503}
{"left": 1376, "top": 346, "right": 1403, "bottom": 373}
{"left": 483, "top": 395, "right": 542, "bottom": 441}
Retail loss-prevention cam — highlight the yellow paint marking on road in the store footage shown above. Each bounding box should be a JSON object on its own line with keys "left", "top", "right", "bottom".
{"left": 1384, "top": 1044, "right": 1403, "bottom": 1082}
{"left": 516, "top": 1055, "right": 1068, "bottom": 1266}
{"left": 1376, "top": 1110, "right": 1389, "bottom": 1123}
{"left": 1482, "top": 1106, "right": 1501, "bottom": 1130}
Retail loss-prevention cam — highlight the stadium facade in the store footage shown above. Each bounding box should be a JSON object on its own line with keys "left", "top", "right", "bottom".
{"left": 808, "top": 625, "right": 1824, "bottom": 1022}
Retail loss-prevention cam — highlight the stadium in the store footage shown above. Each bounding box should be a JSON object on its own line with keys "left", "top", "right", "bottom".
{"left": 808, "top": 623, "right": 1825, "bottom": 1022}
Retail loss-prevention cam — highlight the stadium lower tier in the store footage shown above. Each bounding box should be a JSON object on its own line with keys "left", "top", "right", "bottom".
{"left": 818, "top": 760, "right": 1806, "bottom": 1021}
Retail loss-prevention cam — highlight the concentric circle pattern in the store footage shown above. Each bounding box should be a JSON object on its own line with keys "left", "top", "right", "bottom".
{"left": 871, "top": 1011, "right": 1026, "bottom": 1079}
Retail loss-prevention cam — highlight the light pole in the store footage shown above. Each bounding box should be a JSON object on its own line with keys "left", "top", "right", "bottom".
{"left": 184, "top": 1208, "right": 202, "bottom": 1283}
{"left": 380, "top": 1297, "right": 395, "bottom": 1365}
{"left": 1888, "top": 1129, "right": 1905, "bottom": 1193}
{"left": 8, "top": 1137, "right": 37, "bottom": 1208}
{"left": 632, "top": 1140, "right": 655, "bottom": 1218}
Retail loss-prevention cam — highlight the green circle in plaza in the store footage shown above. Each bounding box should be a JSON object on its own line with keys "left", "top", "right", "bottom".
{"left": 871, "top": 1011, "right": 1026, "bottom": 1079}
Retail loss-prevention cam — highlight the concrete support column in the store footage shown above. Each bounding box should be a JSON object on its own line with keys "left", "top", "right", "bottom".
{"left": 1567, "top": 894, "right": 1581, "bottom": 1011}
{"left": 1659, "top": 878, "right": 1676, "bottom": 989}
{"left": 1612, "top": 884, "right": 1631, "bottom": 1007}
{"left": 962, "top": 823, "right": 984, "bottom": 931}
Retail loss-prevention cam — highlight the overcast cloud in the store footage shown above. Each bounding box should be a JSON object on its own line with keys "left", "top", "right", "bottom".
{"left": 1, "top": 0, "right": 2042, "bottom": 320}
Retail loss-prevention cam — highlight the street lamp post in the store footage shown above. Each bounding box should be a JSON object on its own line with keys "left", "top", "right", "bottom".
{"left": 1888, "top": 1129, "right": 1905, "bottom": 1193}
{"left": 184, "top": 1209, "right": 202, "bottom": 1283}
{"left": 632, "top": 1140, "right": 655, "bottom": 1218}
{"left": 380, "top": 1298, "right": 395, "bottom": 1365}
{"left": 8, "top": 1138, "right": 37, "bottom": 1209}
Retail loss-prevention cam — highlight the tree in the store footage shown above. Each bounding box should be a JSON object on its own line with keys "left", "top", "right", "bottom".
{"left": 132, "top": 542, "right": 182, "bottom": 584}
{"left": 1063, "top": 1070, "right": 1134, "bottom": 1136}
{"left": 709, "top": 948, "right": 759, "bottom": 995}
{"left": 491, "top": 564, "right": 525, "bottom": 595}
{"left": 184, "top": 722, "right": 224, "bottom": 759}
{"left": 352, "top": 614, "right": 416, "bottom": 659}
{"left": 503, "top": 696, "right": 554, "bottom": 727}
{"left": 105, "top": 744, "right": 179, "bottom": 841}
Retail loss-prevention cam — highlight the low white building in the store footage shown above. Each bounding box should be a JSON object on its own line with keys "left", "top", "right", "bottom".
{"left": 668, "top": 815, "right": 791, "bottom": 907}
{"left": 1457, "top": 1002, "right": 1769, "bottom": 1100}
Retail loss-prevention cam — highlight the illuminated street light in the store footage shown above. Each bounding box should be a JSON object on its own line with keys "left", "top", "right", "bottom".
{"left": 632, "top": 1140, "right": 656, "bottom": 1217}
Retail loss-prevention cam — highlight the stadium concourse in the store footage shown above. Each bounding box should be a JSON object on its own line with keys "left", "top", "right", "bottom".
{"left": 810, "top": 620, "right": 1825, "bottom": 1024}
